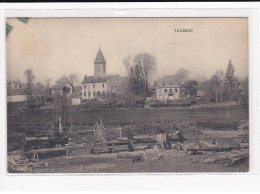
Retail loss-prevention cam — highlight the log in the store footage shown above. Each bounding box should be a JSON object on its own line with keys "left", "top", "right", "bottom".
{"left": 118, "top": 134, "right": 179, "bottom": 142}
{"left": 185, "top": 144, "right": 248, "bottom": 152}
{"left": 203, "top": 155, "right": 229, "bottom": 164}
{"left": 203, "top": 151, "right": 249, "bottom": 164}
{"left": 225, "top": 154, "right": 249, "bottom": 167}
{"left": 117, "top": 151, "right": 145, "bottom": 159}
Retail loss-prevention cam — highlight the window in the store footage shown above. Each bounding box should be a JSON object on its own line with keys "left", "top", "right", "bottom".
{"left": 170, "top": 89, "right": 172, "bottom": 93}
{"left": 84, "top": 85, "right": 86, "bottom": 89}
{"left": 175, "top": 88, "right": 178, "bottom": 92}
{"left": 93, "top": 91, "right": 96, "bottom": 96}
{"left": 97, "top": 91, "right": 101, "bottom": 96}
{"left": 102, "top": 91, "right": 105, "bottom": 96}
{"left": 88, "top": 91, "right": 91, "bottom": 96}
{"left": 102, "top": 83, "right": 105, "bottom": 88}
{"left": 165, "top": 89, "right": 167, "bottom": 93}
{"left": 84, "top": 92, "right": 86, "bottom": 96}
{"left": 93, "top": 84, "right": 95, "bottom": 89}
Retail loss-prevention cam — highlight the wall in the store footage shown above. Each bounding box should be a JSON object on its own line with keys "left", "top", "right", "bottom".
{"left": 72, "top": 98, "right": 81, "bottom": 106}
{"left": 155, "top": 87, "right": 180, "bottom": 102}
{"left": 82, "top": 81, "right": 110, "bottom": 100}
{"left": 7, "top": 95, "right": 27, "bottom": 102}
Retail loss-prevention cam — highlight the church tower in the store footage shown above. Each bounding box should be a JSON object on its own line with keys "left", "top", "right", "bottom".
{"left": 94, "top": 47, "right": 106, "bottom": 77}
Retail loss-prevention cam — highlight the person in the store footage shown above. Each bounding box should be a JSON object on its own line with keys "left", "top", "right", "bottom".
{"left": 165, "top": 131, "right": 172, "bottom": 150}
{"left": 156, "top": 129, "right": 166, "bottom": 154}
{"left": 172, "top": 124, "right": 185, "bottom": 143}
{"left": 128, "top": 129, "right": 135, "bottom": 151}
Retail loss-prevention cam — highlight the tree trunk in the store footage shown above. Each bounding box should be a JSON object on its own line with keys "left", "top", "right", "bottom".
{"left": 215, "top": 90, "right": 218, "bottom": 103}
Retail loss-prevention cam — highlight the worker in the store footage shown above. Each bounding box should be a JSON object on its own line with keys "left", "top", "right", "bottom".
{"left": 128, "top": 129, "right": 135, "bottom": 151}
{"left": 172, "top": 124, "right": 185, "bottom": 143}
{"left": 165, "top": 131, "right": 172, "bottom": 150}
{"left": 156, "top": 129, "right": 166, "bottom": 154}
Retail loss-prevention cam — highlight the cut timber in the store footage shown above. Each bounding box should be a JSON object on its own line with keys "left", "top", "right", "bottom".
{"left": 23, "top": 146, "right": 76, "bottom": 159}
{"left": 225, "top": 154, "right": 249, "bottom": 167}
{"left": 118, "top": 134, "right": 179, "bottom": 142}
{"left": 202, "top": 130, "right": 248, "bottom": 139}
{"left": 185, "top": 144, "right": 248, "bottom": 152}
{"left": 203, "top": 151, "right": 249, "bottom": 164}
{"left": 203, "top": 155, "right": 229, "bottom": 164}
{"left": 117, "top": 151, "right": 145, "bottom": 159}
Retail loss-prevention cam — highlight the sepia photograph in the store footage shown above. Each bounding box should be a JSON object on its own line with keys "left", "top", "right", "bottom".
{"left": 6, "top": 17, "right": 249, "bottom": 173}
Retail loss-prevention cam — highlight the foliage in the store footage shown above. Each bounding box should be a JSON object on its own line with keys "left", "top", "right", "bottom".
{"left": 181, "top": 80, "right": 198, "bottom": 97}
{"left": 176, "top": 68, "right": 190, "bottom": 83}
{"left": 240, "top": 76, "right": 249, "bottom": 105}
{"left": 224, "top": 59, "right": 240, "bottom": 101}
{"left": 132, "top": 53, "right": 157, "bottom": 96}
{"left": 56, "top": 74, "right": 78, "bottom": 93}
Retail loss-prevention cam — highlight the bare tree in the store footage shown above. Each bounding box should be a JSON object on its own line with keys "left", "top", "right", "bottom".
{"left": 123, "top": 55, "right": 132, "bottom": 76}
{"left": 67, "top": 74, "right": 78, "bottom": 93}
{"left": 133, "top": 53, "right": 157, "bottom": 96}
{"left": 44, "top": 78, "right": 51, "bottom": 89}
{"left": 24, "top": 68, "right": 35, "bottom": 111}
{"left": 176, "top": 68, "right": 190, "bottom": 83}
{"left": 56, "top": 74, "right": 78, "bottom": 93}
{"left": 10, "top": 78, "right": 23, "bottom": 88}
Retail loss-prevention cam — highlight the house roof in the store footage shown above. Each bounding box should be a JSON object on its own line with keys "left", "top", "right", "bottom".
{"left": 94, "top": 49, "right": 106, "bottom": 64}
{"left": 82, "top": 76, "right": 109, "bottom": 84}
{"left": 110, "top": 76, "right": 129, "bottom": 94}
{"left": 7, "top": 88, "right": 27, "bottom": 96}
{"left": 157, "top": 75, "right": 183, "bottom": 88}
{"left": 51, "top": 85, "right": 63, "bottom": 90}
{"left": 73, "top": 86, "right": 82, "bottom": 94}
{"left": 32, "top": 84, "right": 47, "bottom": 96}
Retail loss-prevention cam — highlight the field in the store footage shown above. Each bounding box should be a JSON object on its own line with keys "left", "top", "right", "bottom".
{"left": 7, "top": 103, "right": 249, "bottom": 173}
{"left": 7, "top": 104, "right": 248, "bottom": 149}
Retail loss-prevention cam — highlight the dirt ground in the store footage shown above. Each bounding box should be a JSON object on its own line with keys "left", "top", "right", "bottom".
{"left": 25, "top": 148, "right": 248, "bottom": 174}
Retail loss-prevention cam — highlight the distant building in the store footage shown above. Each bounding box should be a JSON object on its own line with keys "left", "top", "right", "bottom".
{"left": 7, "top": 83, "right": 47, "bottom": 103}
{"left": 7, "top": 88, "right": 27, "bottom": 103}
{"left": 50, "top": 83, "right": 73, "bottom": 97}
{"left": 81, "top": 47, "right": 128, "bottom": 101}
{"left": 155, "top": 75, "right": 184, "bottom": 102}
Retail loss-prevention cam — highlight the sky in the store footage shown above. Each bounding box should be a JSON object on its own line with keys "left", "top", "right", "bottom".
{"left": 6, "top": 17, "right": 248, "bottom": 85}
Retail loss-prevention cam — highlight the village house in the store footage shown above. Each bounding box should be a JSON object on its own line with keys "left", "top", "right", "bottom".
{"left": 155, "top": 75, "right": 184, "bottom": 102}
{"left": 81, "top": 47, "right": 127, "bottom": 101}
{"left": 7, "top": 83, "right": 47, "bottom": 103}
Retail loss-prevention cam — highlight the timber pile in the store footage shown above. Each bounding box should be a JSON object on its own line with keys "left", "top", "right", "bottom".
{"left": 179, "top": 140, "right": 249, "bottom": 167}
{"left": 8, "top": 154, "right": 49, "bottom": 173}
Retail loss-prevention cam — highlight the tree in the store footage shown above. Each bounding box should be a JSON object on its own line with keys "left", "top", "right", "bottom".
{"left": 209, "top": 70, "right": 224, "bottom": 103}
{"left": 176, "top": 68, "right": 190, "bottom": 83}
{"left": 181, "top": 80, "right": 198, "bottom": 103}
{"left": 67, "top": 74, "right": 78, "bottom": 93}
{"left": 123, "top": 55, "right": 132, "bottom": 76}
{"left": 133, "top": 53, "right": 157, "bottom": 96}
{"left": 56, "top": 74, "right": 78, "bottom": 93}
{"left": 224, "top": 59, "right": 240, "bottom": 101}
{"left": 129, "top": 64, "right": 145, "bottom": 96}
{"left": 240, "top": 76, "right": 248, "bottom": 105}
{"left": 12, "top": 78, "right": 23, "bottom": 88}
{"left": 44, "top": 78, "right": 51, "bottom": 89}
{"left": 24, "top": 68, "right": 35, "bottom": 111}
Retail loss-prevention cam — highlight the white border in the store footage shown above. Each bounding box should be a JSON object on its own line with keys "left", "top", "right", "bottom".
{"left": 0, "top": 3, "right": 260, "bottom": 191}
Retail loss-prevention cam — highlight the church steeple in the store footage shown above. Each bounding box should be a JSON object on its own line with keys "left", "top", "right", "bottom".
{"left": 94, "top": 46, "right": 106, "bottom": 77}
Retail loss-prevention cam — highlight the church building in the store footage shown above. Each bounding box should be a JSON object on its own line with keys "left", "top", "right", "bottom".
{"left": 81, "top": 47, "right": 128, "bottom": 101}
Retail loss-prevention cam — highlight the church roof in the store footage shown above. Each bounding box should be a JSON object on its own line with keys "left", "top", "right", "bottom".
{"left": 94, "top": 49, "right": 106, "bottom": 64}
{"left": 82, "top": 76, "right": 109, "bottom": 84}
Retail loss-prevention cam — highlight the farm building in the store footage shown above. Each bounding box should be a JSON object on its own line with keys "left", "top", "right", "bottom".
{"left": 155, "top": 75, "right": 184, "bottom": 102}
{"left": 7, "top": 88, "right": 27, "bottom": 102}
